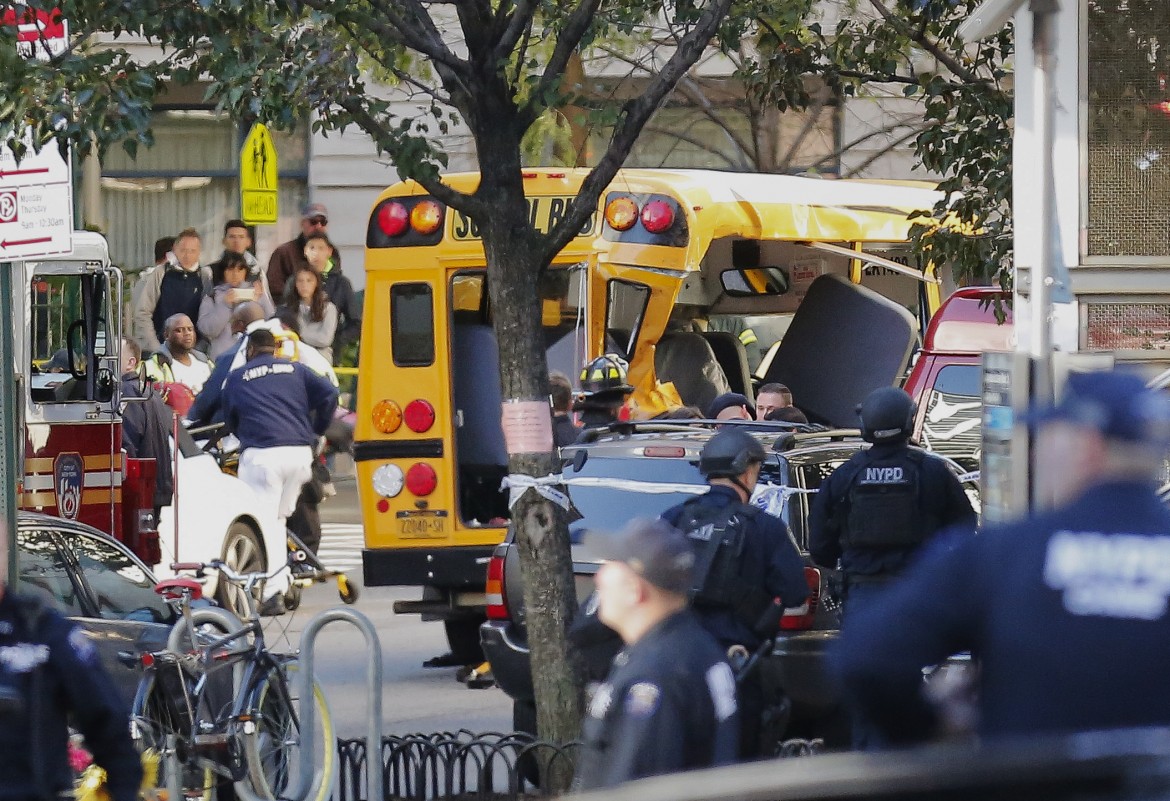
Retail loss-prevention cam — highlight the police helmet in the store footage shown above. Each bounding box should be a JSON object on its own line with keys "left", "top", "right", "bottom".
{"left": 857, "top": 387, "right": 916, "bottom": 444}
{"left": 699, "top": 428, "right": 767, "bottom": 478}
{"left": 579, "top": 354, "right": 633, "bottom": 397}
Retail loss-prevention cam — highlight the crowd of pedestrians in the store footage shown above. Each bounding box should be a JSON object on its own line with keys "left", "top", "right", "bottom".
{"left": 122, "top": 203, "right": 354, "bottom": 615}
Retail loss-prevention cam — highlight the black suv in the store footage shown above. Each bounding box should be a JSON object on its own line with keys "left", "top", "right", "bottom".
{"left": 480, "top": 421, "right": 978, "bottom": 746}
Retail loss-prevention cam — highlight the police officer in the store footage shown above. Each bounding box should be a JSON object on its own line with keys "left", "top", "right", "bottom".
{"left": 573, "top": 354, "right": 633, "bottom": 439}
{"left": 809, "top": 386, "right": 976, "bottom": 614}
{"left": 661, "top": 427, "right": 809, "bottom": 757}
{"left": 0, "top": 574, "right": 143, "bottom": 801}
{"left": 222, "top": 328, "right": 338, "bottom": 615}
{"left": 833, "top": 370, "right": 1170, "bottom": 745}
{"left": 575, "top": 519, "right": 739, "bottom": 790}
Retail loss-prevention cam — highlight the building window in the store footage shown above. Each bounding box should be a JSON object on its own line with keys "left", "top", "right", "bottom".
{"left": 90, "top": 109, "right": 309, "bottom": 271}
{"left": 1085, "top": 1, "right": 1170, "bottom": 258}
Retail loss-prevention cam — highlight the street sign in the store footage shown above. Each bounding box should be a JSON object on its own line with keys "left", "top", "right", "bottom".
{"left": 1, "top": 7, "right": 68, "bottom": 61}
{"left": 0, "top": 6, "right": 74, "bottom": 260}
{"left": 240, "top": 123, "right": 278, "bottom": 225}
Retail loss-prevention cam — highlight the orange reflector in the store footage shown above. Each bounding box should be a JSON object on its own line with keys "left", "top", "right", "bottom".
{"left": 410, "top": 200, "right": 444, "bottom": 234}
{"left": 605, "top": 197, "right": 638, "bottom": 231}
{"left": 372, "top": 400, "right": 403, "bottom": 433}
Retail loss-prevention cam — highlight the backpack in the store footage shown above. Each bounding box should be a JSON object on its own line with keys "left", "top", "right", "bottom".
{"left": 675, "top": 501, "right": 772, "bottom": 626}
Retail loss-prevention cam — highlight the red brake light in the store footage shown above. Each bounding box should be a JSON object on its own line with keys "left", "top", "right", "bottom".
{"left": 405, "top": 463, "right": 437, "bottom": 496}
{"left": 640, "top": 200, "right": 675, "bottom": 233}
{"left": 486, "top": 554, "right": 508, "bottom": 620}
{"left": 404, "top": 399, "right": 436, "bottom": 433}
{"left": 779, "top": 567, "right": 821, "bottom": 631}
{"left": 378, "top": 202, "right": 409, "bottom": 237}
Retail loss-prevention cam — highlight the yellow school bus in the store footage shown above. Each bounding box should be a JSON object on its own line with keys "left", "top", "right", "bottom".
{"left": 355, "top": 168, "right": 943, "bottom": 656}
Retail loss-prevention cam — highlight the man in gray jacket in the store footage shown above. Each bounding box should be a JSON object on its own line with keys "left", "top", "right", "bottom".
{"left": 133, "top": 227, "right": 212, "bottom": 353}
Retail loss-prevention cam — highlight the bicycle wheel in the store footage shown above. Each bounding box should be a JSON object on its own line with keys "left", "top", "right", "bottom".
{"left": 240, "top": 661, "right": 335, "bottom": 801}
{"left": 130, "top": 675, "right": 215, "bottom": 801}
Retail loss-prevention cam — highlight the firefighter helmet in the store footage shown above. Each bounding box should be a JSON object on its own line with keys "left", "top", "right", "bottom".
{"left": 698, "top": 428, "right": 767, "bottom": 478}
{"left": 579, "top": 354, "right": 633, "bottom": 397}
{"left": 857, "top": 386, "right": 915, "bottom": 444}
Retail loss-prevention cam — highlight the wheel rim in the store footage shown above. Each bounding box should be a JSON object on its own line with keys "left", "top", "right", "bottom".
{"left": 221, "top": 526, "right": 263, "bottom": 618}
{"left": 244, "top": 666, "right": 335, "bottom": 801}
{"left": 131, "top": 682, "right": 214, "bottom": 800}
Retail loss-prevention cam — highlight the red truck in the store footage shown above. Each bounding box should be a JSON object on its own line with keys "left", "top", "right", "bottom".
{"left": 903, "top": 287, "right": 1013, "bottom": 472}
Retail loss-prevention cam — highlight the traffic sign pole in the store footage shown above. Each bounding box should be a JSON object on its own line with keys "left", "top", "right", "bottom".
{"left": 0, "top": 266, "right": 19, "bottom": 583}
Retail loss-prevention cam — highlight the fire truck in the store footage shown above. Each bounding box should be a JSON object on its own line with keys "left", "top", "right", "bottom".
{"left": 15, "top": 231, "right": 161, "bottom": 563}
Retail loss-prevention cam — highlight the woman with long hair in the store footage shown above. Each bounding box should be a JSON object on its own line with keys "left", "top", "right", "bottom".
{"left": 282, "top": 265, "right": 338, "bottom": 363}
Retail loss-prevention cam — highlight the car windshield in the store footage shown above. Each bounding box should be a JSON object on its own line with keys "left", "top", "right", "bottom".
{"left": 565, "top": 455, "right": 705, "bottom": 553}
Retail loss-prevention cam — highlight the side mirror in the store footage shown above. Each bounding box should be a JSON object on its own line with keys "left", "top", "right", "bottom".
{"left": 720, "top": 267, "right": 791, "bottom": 297}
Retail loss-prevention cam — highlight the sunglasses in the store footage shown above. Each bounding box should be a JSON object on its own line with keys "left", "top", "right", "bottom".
{"left": 307, "top": 216, "right": 328, "bottom": 226}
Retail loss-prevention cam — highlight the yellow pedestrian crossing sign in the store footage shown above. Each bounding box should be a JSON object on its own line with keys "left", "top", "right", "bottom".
{"left": 240, "top": 123, "right": 278, "bottom": 224}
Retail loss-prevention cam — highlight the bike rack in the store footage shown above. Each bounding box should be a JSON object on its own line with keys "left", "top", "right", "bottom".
{"left": 290, "top": 606, "right": 385, "bottom": 801}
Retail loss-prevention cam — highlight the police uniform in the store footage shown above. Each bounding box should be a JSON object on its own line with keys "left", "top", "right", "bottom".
{"left": 575, "top": 609, "right": 739, "bottom": 790}
{"left": 662, "top": 485, "right": 808, "bottom": 650}
{"left": 808, "top": 441, "right": 976, "bottom": 609}
{"left": 0, "top": 591, "right": 142, "bottom": 801}
{"left": 834, "top": 479, "right": 1170, "bottom": 743}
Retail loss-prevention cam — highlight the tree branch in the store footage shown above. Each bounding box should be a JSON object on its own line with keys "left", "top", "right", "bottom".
{"left": 521, "top": 0, "right": 604, "bottom": 125}
{"left": 537, "top": 0, "right": 735, "bottom": 265}
{"left": 842, "top": 123, "right": 926, "bottom": 177}
{"left": 493, "top": 0, "right": 537, "bottom": 63}
{"left": 777, "top": 83, "right": 833, "bottom": 172}
{"left": 866, "top": 0, "right": 982, "bottom": 84}
{"left": 335, "top": 19, "right": 454, "bottom": 106}
{"left": 334, "top": 95, "right": 487, "bottom": 219}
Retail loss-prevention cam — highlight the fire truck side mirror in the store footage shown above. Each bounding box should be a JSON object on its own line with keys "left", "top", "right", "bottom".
{"left": 96, "top": 367, "right": 116, "bottom": 403}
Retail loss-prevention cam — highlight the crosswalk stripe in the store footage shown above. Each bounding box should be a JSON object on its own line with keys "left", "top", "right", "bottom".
{"left": 316, "top": 522, "right": 365, "bottom": 571}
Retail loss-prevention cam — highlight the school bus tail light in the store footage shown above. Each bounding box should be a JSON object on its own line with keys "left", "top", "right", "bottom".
{"left": 604, "top": 197, "right": 638, "bottom": 231}
{"left": 403, "top": 399, "right": 436, "bottom": 433}
{"left": 410, "top": 200, "right": 444, "bottom": 234}
{"left": 640, "top": 200, "right": 675, "bottom": 233}
{"left": 372, "top": 464, "right": 404, "bottom": 498}
{"left": 372, "top": 400, "right": 403, "bottom": 433}
{"left": 405, "top": 463, "right": 438, "bottom": 496}
{"left": 378, "top": 202, "right": 410, "bottom": 237}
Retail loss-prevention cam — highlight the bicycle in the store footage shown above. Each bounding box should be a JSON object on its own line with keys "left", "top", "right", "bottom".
{"left": 129, "top": 560, "right": 336, "bottom": 801}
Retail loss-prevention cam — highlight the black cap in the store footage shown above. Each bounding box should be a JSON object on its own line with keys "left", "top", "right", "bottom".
{"left": 707, "top": 392, "right": 753, "bottom": 419}
{"left": 606, "top": 519, "right": 695, "bottom": 596}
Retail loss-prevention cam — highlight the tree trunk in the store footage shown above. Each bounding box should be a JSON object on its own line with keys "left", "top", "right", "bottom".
{"left": 478, "top": 153, "right": 582, "bottom": 789}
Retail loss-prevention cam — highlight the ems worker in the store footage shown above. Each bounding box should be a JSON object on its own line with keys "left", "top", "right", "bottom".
{"left": 809, "top": 386, "right": 976, "bottom": 614}
{"left": 575, "top": 519, "right": 739, "bottom": 790}
{"left": 660, "top": 427, "right": 809, "bottom": 757}
{"left": 574, "top": 355, "right": 633, "bottom": 439}
{"left": 222, "top": 328, "right": 339, "bottom": 615}
{"left": 0, "top": 571, "right": 143, "bottom": 801}
{"left": 833, "top": 369, "right": 1170, "bottom": 744}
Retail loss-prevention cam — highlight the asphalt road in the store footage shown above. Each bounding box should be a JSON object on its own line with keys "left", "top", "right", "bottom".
{"left": 267, "top": 477, "right": 512, "bottom": 738}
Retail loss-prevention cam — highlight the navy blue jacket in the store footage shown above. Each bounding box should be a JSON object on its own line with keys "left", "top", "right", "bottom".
{"left": 575, "top": 610, "right": 739, "bottom": 790}
{"left": 188, "top": 336, "right": 243, "bottom": 428}
{"left": 833, "top": 480, "right": 1170, "bottom": 744}
{"left": 808, "top": 442, "right": 976, "bottom": 579}
{"left": 222, "top": 353, "right": 338, "bottom": 450}
{"left": 0, "top": 592, "right": 143, "bottom": 801}
{"left": 662, "top": 485, "right": 809, "bottom": 648}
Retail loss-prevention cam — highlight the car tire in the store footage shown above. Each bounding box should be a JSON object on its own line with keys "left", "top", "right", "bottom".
{"left": 444, "top": 617, "right": 485, "bottom": 664}
{"left": 218, "top": 522, "right": 265, "bottom": 618}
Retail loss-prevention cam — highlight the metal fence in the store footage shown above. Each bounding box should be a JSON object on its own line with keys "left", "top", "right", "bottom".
{"left": 333, "top": 732, "right": 824, "bottom": 801}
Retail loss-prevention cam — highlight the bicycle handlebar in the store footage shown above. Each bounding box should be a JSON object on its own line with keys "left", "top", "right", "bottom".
{"left": 170, "top": 559, "right": 283, "bottom": 589}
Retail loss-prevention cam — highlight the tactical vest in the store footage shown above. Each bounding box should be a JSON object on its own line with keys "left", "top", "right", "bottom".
{"left": 675, "top": 501, "right": 771, "bottom": 625}
{"left": 840, "top": 448, "right": 931, "bottom": 550}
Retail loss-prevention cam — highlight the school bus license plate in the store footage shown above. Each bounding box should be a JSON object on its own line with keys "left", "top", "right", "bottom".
{"left": 395, "top": 510, "right": 448, "bottom": 538}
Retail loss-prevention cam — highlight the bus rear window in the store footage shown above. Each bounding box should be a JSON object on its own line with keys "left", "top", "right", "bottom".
{"left": 391, "top": 283, "right": 435, "bottom": 366}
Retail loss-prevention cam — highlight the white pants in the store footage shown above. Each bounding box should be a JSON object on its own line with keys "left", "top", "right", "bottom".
{"left": 238, "top": 445, "right": 313, "bottom": 599}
